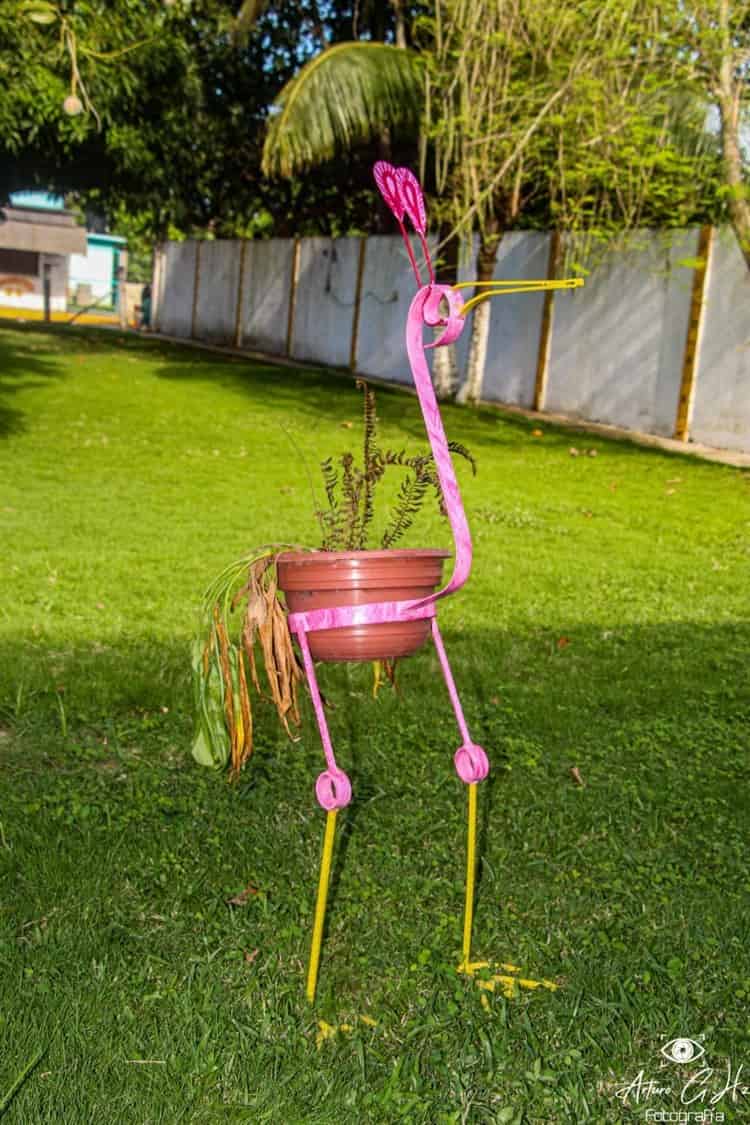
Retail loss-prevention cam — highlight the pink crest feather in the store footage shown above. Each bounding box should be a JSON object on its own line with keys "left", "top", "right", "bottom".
{"left": 396, "top": 168, "right": 427, "bottom": 234}
{"left": 373, "top": 161, "right": 405, "bottom": 221}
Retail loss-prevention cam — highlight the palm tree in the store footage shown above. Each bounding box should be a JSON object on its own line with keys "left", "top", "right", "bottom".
{"left": 260, "top": 42, "right": 422, "bottom": 180}
{"left": 259, "top": 29, "right": 471, "bottom": 399}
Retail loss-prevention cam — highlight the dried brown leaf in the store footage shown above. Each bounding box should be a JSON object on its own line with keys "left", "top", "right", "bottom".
{"left": 226, "top": 884, "right": 259, "bottom": 907}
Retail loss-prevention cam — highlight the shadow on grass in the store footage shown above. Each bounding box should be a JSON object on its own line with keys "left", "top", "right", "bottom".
{"left": 150, "top": 338, "right": 735, "bottom": 468}
{"left": 2, "top": 617, "right": 747, "bottom": 803}
{"left": 2, "top": 322, "right": 740, "bottom": 471}
{"left": 0, "top": 325, "right": 71, "bottom": 438}
{"left": 0, "top": 622, "right": 748, "bottom": 1016}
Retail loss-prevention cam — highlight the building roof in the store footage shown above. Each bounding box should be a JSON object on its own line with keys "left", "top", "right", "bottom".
{"left": 0, "top": 205, "right": 87, "bottom": 256}
{"left": 86, "top": 232, "right": 127, "bottom": 249}
{"left": 9, "top": 192, "right": 65, "bottom": 212}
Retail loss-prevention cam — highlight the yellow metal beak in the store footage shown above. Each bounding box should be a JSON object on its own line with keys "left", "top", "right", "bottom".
{"left": 454, "top": 277, "right": 583, "bottom": 316}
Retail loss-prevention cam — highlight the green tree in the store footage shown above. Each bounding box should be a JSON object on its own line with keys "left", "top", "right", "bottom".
{"left": 423, "top": 0, "right": 723, "bottom": 403}
{"left": 0, "top": 0, "right": 392, "bottom": 239}
{"left": 672, "top": 0, "right": 750, "bottom": 270}
{"left": 260, "top": 2, "right": 723, "bottom": 403}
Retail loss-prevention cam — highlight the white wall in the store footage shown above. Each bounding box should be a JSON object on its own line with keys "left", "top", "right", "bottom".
{"left": 478, "top": 232, "right": 551, "bottom": 408}
{"left": 155, "top": 229, "right": 750, "bottom": 454}
{"left": 355, "top": 235, "right": 432, "bottom": 384}
{"left": 0, "top": 253, "right": 68, "bottom": 311}
{"left": 546, "top": 231, "right": 697, "bottom": 436}
{"left": 69, "top": 244, "right": 113, "bottom": 301}
{"left": 194, "top": 240, "right": 241, "bottom": 344}
{"left": 239, "top": 238, "right": 294, "bottom": 354}
{"left": 159, "top": 241, "right": 197, "bottom": 338}
{"left": 291, "top": 237, "right": 362, "bottom": 368}
{"left": 690, "top": 229, "right": 750, "bottom": 452}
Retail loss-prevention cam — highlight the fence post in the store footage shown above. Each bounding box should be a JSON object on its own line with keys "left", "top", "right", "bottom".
{"left": 150, "top": 245, "right": 160, "bottom": 332}
{"left": 234, "top": 240, "right": 249, "bottom": 349}
{"left": 190, "top": 240, "right": 202, "bottom": 340}
{"left": 349, "top": 237, "right": 367, "bottom": 372}
{"left": 674, "top": 225, "right": 714, "bottom": 442}
{"left": 286, "top": 238, "right": 301, "bottom": 358}
{"left": 42, "top": 260, "right": 51, "bottom": 323}
{"left": 153, "top": 244, "right": 166, "bottom": 332}
{"left": 533, "top": 230, "right": 561, "bottom": 412}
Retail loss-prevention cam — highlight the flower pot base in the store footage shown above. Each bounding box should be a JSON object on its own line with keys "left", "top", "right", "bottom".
{"left": 277, "top": 549, "right": 450, "bottom": 663}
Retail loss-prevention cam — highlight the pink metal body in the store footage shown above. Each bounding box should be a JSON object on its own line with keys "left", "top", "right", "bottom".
{"left": 288, "top": 164, "right": 489, "bottom": 809}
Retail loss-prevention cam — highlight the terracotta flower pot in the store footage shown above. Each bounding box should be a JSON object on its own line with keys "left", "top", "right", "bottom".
{"left": 276, "top": 549, "right": 450, "bottom": 662}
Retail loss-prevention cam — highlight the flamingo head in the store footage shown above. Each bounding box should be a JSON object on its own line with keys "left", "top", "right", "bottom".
{"left": 373, "top": 161, "right": 583, "bottom": 346}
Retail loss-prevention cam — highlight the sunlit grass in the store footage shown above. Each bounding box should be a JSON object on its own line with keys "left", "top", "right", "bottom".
{"left": 1, "top": 323, "right": 749, "bottom": 1123}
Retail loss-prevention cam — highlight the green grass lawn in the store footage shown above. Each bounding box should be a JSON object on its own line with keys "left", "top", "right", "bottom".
{"left": 1, "top": 323, "right": 749, "bottom": 1124}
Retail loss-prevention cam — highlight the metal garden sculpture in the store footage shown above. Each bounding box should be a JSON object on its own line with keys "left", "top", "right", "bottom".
{"left": 286, "top": 163, "right": 582, "bottom": 1001}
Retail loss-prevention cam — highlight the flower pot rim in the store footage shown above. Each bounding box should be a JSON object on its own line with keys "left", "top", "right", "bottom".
{"left": 277, "top": 548, "right": 451, "bottom": 563}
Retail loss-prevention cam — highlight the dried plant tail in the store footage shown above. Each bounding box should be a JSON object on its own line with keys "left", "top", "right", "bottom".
{"left": 213, "top": 609, "right": 236, "bottom": 758}
{"left": 237, "top": 648, "right": 253, "bottom": 770}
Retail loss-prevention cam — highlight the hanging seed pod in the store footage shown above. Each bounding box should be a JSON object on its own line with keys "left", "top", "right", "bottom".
{"left": 63, "top": 94, "right": 83, "bottom": 116}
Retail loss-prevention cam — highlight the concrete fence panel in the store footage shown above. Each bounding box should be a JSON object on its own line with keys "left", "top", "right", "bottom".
{"left": 155, "top": 229, "right": 749, "bottom": 454}
{"left": 480, "top": 232, "right": 551, "bottom": 408}
{"left": 545, "top": 230, "right": 697, "bottom": 437}
{"left": 239, "top": 238, "right": 294, "bottom": 355}
{"left": 194, "top": 240, "right": 242, "bottom": 344}
{"left": 159, "top": 241, "right": 197, "bottom": 338}
{"left": 355, "top": 235, "right": 429, "bottom": 384}
{"left": 291, "top": 238, "right": 361, "bottom": 368}
{"left": 690, "top": 230, "right": 750, "bottom": 453}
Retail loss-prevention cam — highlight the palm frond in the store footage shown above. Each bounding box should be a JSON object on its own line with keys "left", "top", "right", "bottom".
{"left": 262, "top": 42, "right": 423, "bottom": 178}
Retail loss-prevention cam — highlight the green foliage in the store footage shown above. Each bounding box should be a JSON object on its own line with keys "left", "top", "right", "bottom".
{"left": 262, "top": 42, "right": 422, "bottom": 178}
{"left": 318, "top": 381, "right": 476, "bottom": 550}
{"left": 102, "top": 203, "right": 153, "bottom": 283}
{"left": 0, "top": 0, "right": 399, "bottom": 239}
{"left": 423, "top": 0, "right": 725, "bottom": 257}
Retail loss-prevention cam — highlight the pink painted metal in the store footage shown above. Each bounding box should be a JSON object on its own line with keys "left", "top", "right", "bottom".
{"left": 290, "top": 162, "right": 489, "bottom": 809}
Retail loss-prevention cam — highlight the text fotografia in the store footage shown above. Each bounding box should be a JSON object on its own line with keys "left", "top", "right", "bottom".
{"left": 614, "top": 1041, "right": 749, "bottom": 1119}
{"left": 644, "top": 1113, "right": 727, "bottom": 1123}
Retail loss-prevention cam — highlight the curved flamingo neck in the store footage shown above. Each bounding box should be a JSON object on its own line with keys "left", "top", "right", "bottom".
{"left": 406, "top": 286, "right": 472, "bottom": 600}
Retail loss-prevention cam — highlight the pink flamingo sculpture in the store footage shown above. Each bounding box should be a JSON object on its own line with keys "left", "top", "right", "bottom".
{"left": 288, "top": 164, "right": 582, "bottom": 1001}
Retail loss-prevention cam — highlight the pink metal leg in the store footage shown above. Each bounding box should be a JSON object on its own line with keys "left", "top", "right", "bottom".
{"left": 296, "top": 629, "right": 352, "bottom": 810}
{"left": 431, "top": 618, "right": 489, "bottom": 783}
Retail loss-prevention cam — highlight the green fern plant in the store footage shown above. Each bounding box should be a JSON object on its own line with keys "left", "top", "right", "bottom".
{"left": 319, "top": 380, "right": 475, "bottom": 550}
{"left": 193, "top": 380, "right": 475, "bottom": 775}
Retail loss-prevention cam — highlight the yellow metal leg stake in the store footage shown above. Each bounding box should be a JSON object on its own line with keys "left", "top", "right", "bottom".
{"left": 461, "top": 782, "right": 478, "bottom": 969}
{"left": 306, "top": 810, "right": 338, "bottom": 1003}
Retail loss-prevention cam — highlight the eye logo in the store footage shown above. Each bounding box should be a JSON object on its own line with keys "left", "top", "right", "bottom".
{"left": 661, "top": 1038, "right": 705, "bottom": 1064}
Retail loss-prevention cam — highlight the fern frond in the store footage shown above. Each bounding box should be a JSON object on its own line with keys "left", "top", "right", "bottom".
{"left": 355, "top": 381, "right": 380, "bottom": 550}
{"left": 319, "top": 457, "right": 346, "bottom": 550}
{"left": 341, "top": 453, "right": 364, "bottom": 550}
{"left": 381, "top": 474, "right": 430, "bottom": 548}
{"left": 447, "top": 440, "right": 477, "bottom": 474}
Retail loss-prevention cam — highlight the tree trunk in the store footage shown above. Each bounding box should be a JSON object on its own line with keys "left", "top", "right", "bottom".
{"left": 717, "top": 82, "right": 750, "bottom": 273}
{"left": 456, "top": 224, "right": 502, "bottom": 405}
{"left": 432, "top": 339, "right": 459, "bottom": 399}
{"left": 432, "top": 221, "right": 460, "bottom": 399}
{"left": 390, "top": 0, "right": 407, "bottom": 48}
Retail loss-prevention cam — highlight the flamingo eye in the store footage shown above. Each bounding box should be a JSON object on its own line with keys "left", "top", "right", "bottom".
{"left": 661, "top": 1038, "right": 705, "bottom": 1065}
